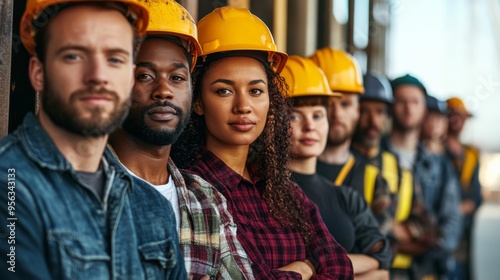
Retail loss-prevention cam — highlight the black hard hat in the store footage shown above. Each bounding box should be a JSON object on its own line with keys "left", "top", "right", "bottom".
{"left": 360, "top": 72, "right": 393, "bottom": 104}
{"left": 426, "top": 94, "right": 448, "bottom": 114}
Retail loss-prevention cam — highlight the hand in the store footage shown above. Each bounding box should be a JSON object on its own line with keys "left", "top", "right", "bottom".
{"left": 277, "top": 260, "right": 315, "bottom": 280}
{"left": 460, "top": 200, "right": 476, "bottom": 215}
{"left": 372, "top": 195, "right": 391, "bottom": 214}
{"left": 199, "top": 275, "right": 210, "bottom": 280}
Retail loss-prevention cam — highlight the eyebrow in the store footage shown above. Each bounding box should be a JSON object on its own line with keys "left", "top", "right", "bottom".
{"left": 136, "top": 62, "right": 188, "bottom": 70}
{"left": 56, "top": 45, "right": 130, "bottom": 56}
{"left": 210, "top": 79, "right": 267, "bottom": 86}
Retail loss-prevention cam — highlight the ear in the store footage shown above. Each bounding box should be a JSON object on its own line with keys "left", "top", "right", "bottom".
{"left": 193, "top": 98, "right": 204, "bottom": 116}
{"left": 29, "top": 56, "right": 44, "bottom": 92}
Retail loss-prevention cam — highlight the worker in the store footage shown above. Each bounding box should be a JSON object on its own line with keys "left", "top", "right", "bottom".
{"left": 310, "top": 48, "right": 392, "bottom": 233}
{"left": 383, "top": 74, "right": 461, "bottom": 279}
{"left": 0, "top": 0, "right": 186, "bottom": 278}
{"left": 108, "top": 1, "right": 253, "bottom": 278}
{"left": 171, "top": 7, "right": 353, "bottom": 279}
{"left": 446, "top": 97, "right": 482, "bottom": 280}
{"left": 284, "top": 56, "right": 392, "bottom": 280}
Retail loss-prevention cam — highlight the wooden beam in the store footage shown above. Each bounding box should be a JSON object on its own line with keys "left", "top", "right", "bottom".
{"left": 0, "top": 0, "right": 13, "bottom": 138}
{"left": 273, "top": 0, "right": 287, "bottom": 53}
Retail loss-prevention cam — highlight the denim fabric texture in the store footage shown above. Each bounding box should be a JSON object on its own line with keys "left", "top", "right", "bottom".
{"left": 0, "top": 114, "right": 186, "bottom": 280}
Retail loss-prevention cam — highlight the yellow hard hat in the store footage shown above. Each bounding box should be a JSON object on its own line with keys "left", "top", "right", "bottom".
{"left": 309, "top": 47, "right": 364, "bottom": 94}
{"left": 140, "top": 0, "right": 201, "bottom": 71}
{"left": 447, "top": 97, "right": 472, "bottom": 117}
{"left": 197, "top": 6, "right": 288, "bottom": 73}
{"left": 21, "top": 0, "right": 149, "bottom": 55}
{"left": 281, "top": 56, "right": 340, "bottom": 98}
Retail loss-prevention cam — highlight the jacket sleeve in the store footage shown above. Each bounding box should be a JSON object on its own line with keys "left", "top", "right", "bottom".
{"left": 436, "top": 158, "right": 462, "bottom": 253}
{"left": 0, "top": 178, "right": 52, "bottom": 280}
{"left": 338, "top": 187, "right": 393, "bottom": 269}
{"left": 291, "top": 185, "right": 354, "bottom": 280}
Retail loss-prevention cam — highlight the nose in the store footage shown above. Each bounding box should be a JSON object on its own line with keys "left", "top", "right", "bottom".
{"left": 85, "top": 56, "right": 109, "bottom": 87}
{"left": 233, "top": 93, "right": 252, "bottom": 114}
{"left": 303, "top": 117, "right": 315, "bottom": 132}
{"left": 152, "top": 77, "right": 174, "bottom": 100}
{"left": 329, "top": 102, "right": 342, "bottom": 121}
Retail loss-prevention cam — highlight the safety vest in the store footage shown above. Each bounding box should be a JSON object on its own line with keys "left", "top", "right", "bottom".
{"left": 391, "top": 169, "right": 414, "bottom": 269}
{"left": 362, "top": 151, "right": 400, "bottom": 206}
{"left": 333, "top": 155, "right": 356, "bottom": 186}
{"left": 335, "top": 151, "right": 415, "bottom": 268}
{"left": 460, "top": 145, "right": 479, "bottom": 190}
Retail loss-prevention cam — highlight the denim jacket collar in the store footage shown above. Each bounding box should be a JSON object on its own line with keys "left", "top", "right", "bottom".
{"left": 18, "top": 113, "right": 134, "bottom": 189}
{"left": 19, "top": 113, "right": 72, "bottom": 171}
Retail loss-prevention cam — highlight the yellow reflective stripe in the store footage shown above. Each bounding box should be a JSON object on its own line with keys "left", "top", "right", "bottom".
{"left": 363, "top": 164, "right": 378, "bottom": 206}
{"left": 382, "top": 152, "right": 399, "bottom": 194}
{"left": 392, "top": 253, "right": 412, "bottom": 269}
{"left": 461, "top": 147, "right": 478, "bottom": 189}
{"left": 334, "top": 155, "right": 355, "bottom": 186}
{"left": 395, "top": 170, "right": 413, "bottom": 222}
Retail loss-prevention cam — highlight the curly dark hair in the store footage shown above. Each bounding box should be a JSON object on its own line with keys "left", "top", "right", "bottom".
{"left": 171, "top": 57, "right": 314, "bottom": 245}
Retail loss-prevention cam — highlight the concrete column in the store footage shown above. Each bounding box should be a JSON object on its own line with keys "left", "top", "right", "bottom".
{"left": 287, "top": 0, "right": 319, "bottom": 56}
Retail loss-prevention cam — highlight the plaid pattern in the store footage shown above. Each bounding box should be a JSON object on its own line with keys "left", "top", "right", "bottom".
{"left": 187, "top": 150, "right": 353, "bottom": 280}
{"left": 168, "top": 159, "right": 254, "bottom": 279}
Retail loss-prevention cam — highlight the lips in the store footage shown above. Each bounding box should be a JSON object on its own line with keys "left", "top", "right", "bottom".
{"left": 79, "top": 94, "right": 114, "bottom": 106}
{"left": 229, "top": 118, "right": 256, "bottom": 132}
{"left": 147, "top": 106, "right": 177, "bottom": 121}
{"left": 299, "top": 138, "right": 319, "bottom": 146}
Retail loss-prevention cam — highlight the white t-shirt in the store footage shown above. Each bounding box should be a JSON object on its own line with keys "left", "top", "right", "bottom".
{"left": 394, "top": 148, "right": 416, "bottom": 170}
{"left": 121, "top": 165, "right": 180, "bottom": 232}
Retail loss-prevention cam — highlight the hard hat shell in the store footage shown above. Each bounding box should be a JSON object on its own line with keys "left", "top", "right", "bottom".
{"left": 390, "top": 74, "right": 427, "bottom": 96}
{"left": 309, "top": 47, "right": 364, "bottom": 94}
{"left": 21, "top": 0, "right": 149, "bottom": 55}
{"left": 426, "top": 95, "right": 448, "bottom": 115}
{"left": 197, "top": 6, "right": 288, "bottom": 73}
{"left": 447, "top": 97, "right": 472, "bottom": 117}
{"left": 140, "top": 0, "right": 201, "bottom": 71}
{"left": 360, "top": 72, "right": 393, "bottom": 104}
{"left": 281, "top": 56, "right": 340, "bottom": 98}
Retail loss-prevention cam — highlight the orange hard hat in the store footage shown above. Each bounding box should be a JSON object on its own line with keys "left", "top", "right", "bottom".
{"left": 309, "top": 47, "right": 364, "bottom": 94}
{"left": 21, "top": 0, "right": 149, "bottom": 55}
{"left": 140, "top": 0, "right": 201, "bottom": 71}
{"left": 197, "top": 6, "right": 288, "bottom": 73}
{"left": 447, "top": 97, "right": 472, "bottom": 117}
{"left": 281, "top": 56, "right": 340, "bottom": 98}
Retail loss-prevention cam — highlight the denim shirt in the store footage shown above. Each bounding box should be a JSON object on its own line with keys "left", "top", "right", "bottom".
{"left": 0, "top": 114, "right": 187, "bottom": 280}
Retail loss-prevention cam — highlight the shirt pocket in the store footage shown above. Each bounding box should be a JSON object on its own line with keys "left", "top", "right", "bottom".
{"left": 48, "top": 231, "right": 110, "bottom": 279}
{"left": 138, "top": 238, "right": 177, "bottom": 279}
{"left": 179, "top": 243, "right": 222, "bottom": 278}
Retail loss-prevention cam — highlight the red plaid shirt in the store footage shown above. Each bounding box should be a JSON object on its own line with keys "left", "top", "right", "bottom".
{"left": 186, "top": 150, "right": 353, "bottom": 280}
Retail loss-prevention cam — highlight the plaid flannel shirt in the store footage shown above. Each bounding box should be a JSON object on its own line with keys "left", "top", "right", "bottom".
{"left": 168, "top": 159, "right": 254, "bottom": 279}
{"left": 187, "top": 150, "right": 353, "bottom": 280}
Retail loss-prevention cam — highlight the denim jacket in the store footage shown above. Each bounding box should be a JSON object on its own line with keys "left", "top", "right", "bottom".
{"left": 0, "top": 114, "right": 186, "bottom": 280}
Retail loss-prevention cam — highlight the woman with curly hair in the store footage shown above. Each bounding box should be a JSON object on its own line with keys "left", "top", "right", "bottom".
{"left": 171, "top": 6, "right": 352, "bottom": 280}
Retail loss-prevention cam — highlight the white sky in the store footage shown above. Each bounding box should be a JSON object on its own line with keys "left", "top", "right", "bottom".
{"left": 387, "top": 0, "right": 500, "bottom": 153}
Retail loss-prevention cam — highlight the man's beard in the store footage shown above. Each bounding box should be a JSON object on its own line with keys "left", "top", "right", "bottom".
{"left": 42, "top": 75, "right": 130, "bottom": 137}
{"left": 352, "top": 125, "right": 381, "bottom": 148}
{"left": 122, "top": 101, "right": 191, "bottom": 146}
{"left": 392, "top": 117, "right": 422, "bottom": 133}
{"left": 326, "top": 122, "right": 355, "bottom": 146}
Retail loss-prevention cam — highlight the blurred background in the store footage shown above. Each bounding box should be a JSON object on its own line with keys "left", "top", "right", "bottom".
{"left": 1, "top": 0, "right": 499, "bottom": 278}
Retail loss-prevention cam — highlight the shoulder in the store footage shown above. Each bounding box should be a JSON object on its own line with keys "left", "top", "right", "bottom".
{"left": 0, "top": 131, "right": 23, "bottom": 159}
{"left": 335, "top": 187, "right": 365, "bottom": 210}
{"left": 463, "top": 144, "right": 480, "bottom": 158}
